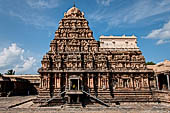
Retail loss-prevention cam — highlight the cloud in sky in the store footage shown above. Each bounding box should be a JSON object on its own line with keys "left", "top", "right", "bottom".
{"left": 9, "top": 11, "right": 56, "bottom": 28}
{"left": 145, "top": 20, "right": 170, "bottom": 45}
{"left": 89, "top": 0, "right": 170, "bottom": 27}
{"left": 26, "top": 0, "right": 60, "bottom": 9}
{"left": 0, "top": 0, "right": 57, "bottom": 28}
{"left": 0, "top": 43, "right": 37, "bottom": 74}
{"left": 96, "top": 0, "right": 113, "bottom": 6}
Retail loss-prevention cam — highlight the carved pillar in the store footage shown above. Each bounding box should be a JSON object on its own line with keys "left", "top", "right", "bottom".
{"left": 80, "top": 73, "right": 83, "bottom": 90}
{"left": 91, "top": 74, "right": 94, "bottom": 89}
{"left": 40, "top": 76, "right": 43, "bottom": 89}
{"left": 146, "top": 74, "right": 150, "bottom": 88}
{"left": 156, "top": 75, "right": 159, "bottom": 90}
{"left": 47, "top": 73, "right": 50, "bottom": 89}
{"left": 148, "top": 74, "right": 151, "bottom": 90}
{"left": 58, "top": 73, "right": 61, "bottom": 89}
{"left": 41, "top": 76, "right": 44, "bottom": 88}
{"left": 98, "top": 73, "right": 101, "bottom": 89}
{"left": 55, "top": 73, "right": 57, "bottom": 89}
{"left": 117, "top": 74, "right": 120, "bottom": 88}
{"left": 78, "top": 79, "right": 80, "bottom": 90}
{"left": 141, "top": 74, "right": 144, "bottom": 88}
{"left": 45, "top": 74, "right": 47, "bottom": 89}
{"left": 167, "top": 74, "right": 170, "bottom": 90}
{"left": 131, "top": 74, "right": 134, "bottom": 90}
{"left": 87, "top": 73, "right": 90, "bottom": 88}
{"left": 65, "top": 73, "right": 68, "bottom": 90}
{"left": 106, "top": 73, "right": 109, "bottom": 89}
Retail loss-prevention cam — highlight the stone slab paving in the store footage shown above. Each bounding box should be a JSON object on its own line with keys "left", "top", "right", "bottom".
{"left": 0, "top": 96, "right": 170, "bottom": 113}
{"left": 0, "top": 96, "right": 36, "bottom": 109}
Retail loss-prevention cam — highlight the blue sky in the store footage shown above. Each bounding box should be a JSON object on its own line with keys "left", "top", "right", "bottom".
{"left": 0, "top": 0, "right": 170, "bottom": 74}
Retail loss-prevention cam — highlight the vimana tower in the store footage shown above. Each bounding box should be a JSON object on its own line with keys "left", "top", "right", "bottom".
{"left": 34, "top": 5, "right": 157, "bottom": 107}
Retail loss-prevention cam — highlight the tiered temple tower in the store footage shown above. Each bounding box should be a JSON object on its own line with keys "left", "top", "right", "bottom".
{"left": 37, "top": 5, "right": 155, "bottom": 106}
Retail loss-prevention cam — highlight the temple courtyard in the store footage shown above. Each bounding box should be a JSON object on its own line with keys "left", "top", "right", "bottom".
{"left": 0, "top": 96, "right": 169, "bottom": 113}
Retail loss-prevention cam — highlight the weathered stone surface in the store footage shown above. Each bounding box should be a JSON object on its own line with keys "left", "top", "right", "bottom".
{"left": 37, "top": 5, "right": 155, "bottom": 106}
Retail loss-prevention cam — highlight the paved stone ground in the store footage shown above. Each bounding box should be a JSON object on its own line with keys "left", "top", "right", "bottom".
{"left": 0, "top": 96, "right": 170, "bottom": 113}
{"left": 0, "top": 96, "right": 36, "bottom": 109}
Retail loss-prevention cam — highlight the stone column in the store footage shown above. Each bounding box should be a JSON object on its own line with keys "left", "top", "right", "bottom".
{"left": 106, "top": 73, "right": 109, "bottom": 89}
{"left": 91, "top": 74, "right": 94, "bottom": 89}
{"left": 131, "top": 74, "right": 135, "bottom": 90}
{"left": 130, "top": 77, "right": 133, "bottom": 88}
{"left": 87, "top": 73, "right": 90, "bottom": 88}
{"left": 167, "top": 74, "right": 170, "bottom": 90}
{"left": 65, "top": 73, "right": 68, "bottom": 90}
{"left": 78, "top": 79, "right": 80, "bottom": 90}
{"left": 147, "top": 74, "right": 150, "bottom": 88}
{"left": 41, "top": 76, "right": 44, "bottom": 89}
{"left": 147, "top": 74, "right": 151, "bottom": 91}
{"left": 47, "top": 73, "right": 50, "bottom": 89}
{"left": 98, "top": 73, "right": 101, "bottom": 89}
{"left": 80, "top": 73, "right": 83, "bottom": 90}
{"left": 40, "top": 76, "right": 42, "bottom": 89}
{"left": 55, "top": 73, "right": 57, "bottom": 89}
{"left": 117, "top": 74, "right": 120, "bottom": 88}
{"left": 156, "top": 75, "right": 159, "bottom": 90}
{"left": 68, "top": 78, "right": 70, "bottom": 90}
{"left": 58, "top": 73, "right": 61, "bottom": 89}
{"left": 146, "top": 74, "right": 149, "bottom": 87}
{"left": 141, "top": 74, "right": 144, "bottom": 88}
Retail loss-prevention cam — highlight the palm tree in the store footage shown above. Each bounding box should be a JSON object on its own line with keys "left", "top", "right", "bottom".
{"left": 5, "top": 69, "right": 15, "bottom": 75}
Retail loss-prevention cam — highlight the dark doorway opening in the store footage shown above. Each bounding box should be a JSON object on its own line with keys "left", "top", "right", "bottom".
{"left": 158, "top": 74, "right": 168, "bottom": 90}
{"left": 71, "top": 79, "right": 78, "bottom": 90}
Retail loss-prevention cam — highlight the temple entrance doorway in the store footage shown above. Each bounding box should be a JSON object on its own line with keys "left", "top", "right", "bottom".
{"left": 69, "top": 78, "right": 80, "bottom": 90}
{"left": 70, "top": 79, "right": 78, "bottom": 90}
{"left": 67, "top": 76, "right": 83, "bottom": 104}
{"left": 158, "top": 74, "right": 168, "bottom": 90}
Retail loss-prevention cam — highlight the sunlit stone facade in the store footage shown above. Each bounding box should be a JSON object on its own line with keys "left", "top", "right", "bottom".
{"left": 100, "top": 35, "right": 139, "bottom": 51}
{"left": 36, "top": 6, "right": 155, "bottom": 106}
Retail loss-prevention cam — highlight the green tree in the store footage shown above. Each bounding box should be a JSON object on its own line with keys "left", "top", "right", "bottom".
{"left": 5, "top": 69, "right": 15, "bottom": 75}
{"left": 146, "top": 61, "right": 156, "bottom": 65}
{"left": 0, "top": 73, "right": 2, "bottom": 76}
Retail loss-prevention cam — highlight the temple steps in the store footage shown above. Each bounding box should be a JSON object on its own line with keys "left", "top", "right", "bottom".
{"left": 82, "top": 90, "right": 110, "bottom": 107}
{"left": 86, "top": 90, "right": 159, "bottom": 103}
{"left": 65, "top": 103, "right": 82, "bottom": 108}
{"left": 33, "top": 97, "right": 65, "bottom": 107}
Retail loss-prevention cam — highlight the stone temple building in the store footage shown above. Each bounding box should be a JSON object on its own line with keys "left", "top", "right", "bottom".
{"left": 35, "top": 5, "right": 157, "bottom": 106}
{"left": 148, "top": 60, "right": 170, "bottom": 91}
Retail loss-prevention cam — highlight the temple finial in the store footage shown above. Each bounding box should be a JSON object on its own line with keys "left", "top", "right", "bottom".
{"left": 73, "top": 1, "right": 75, "bottom": 7}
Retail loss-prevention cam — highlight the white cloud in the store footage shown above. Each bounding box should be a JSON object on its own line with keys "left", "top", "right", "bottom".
{"left": 14, "top": 57, "right": 36, "bottom": 74}
{"left": 96, "top": 0, "right": 113, "bottom": 6}
{"left": 26, "top": 0, "right": 60, "bottom": 9}
{"left": 0, "top": 43, "right": 37, "bottom": 74}
{"left": 122, "top": 0, "right": 170, "bottom": 23}
{"left": 9, "top": 11, "right": 56, "bottom": 28}
{"left": 89, "top": 0, "right": 170, "bottom": 27}
{"left": 145, "top": 20, "right": 170, "bottom": 45}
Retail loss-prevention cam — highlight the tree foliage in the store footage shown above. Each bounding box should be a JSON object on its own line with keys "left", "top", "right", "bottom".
{"left": 0, "top": 73, "right": 2, "bottom": 76}
{"left": 5, "top": 69, "right": 15, "bottom": 75}
{"left": 146, "top": 61, "right": 156, "bottom": 65}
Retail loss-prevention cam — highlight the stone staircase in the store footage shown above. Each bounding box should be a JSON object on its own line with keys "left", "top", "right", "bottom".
{"left": 65, "top": 103, "right": 82, "bottom": 108}
{"left": 33, "top": 91, "right": 66, "bottom": 107}
{"left": 96, "top": 90, "right": 160, "bottom": 103}
{"left": 82, "top": 90, "right": 110, "bottom": 107}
